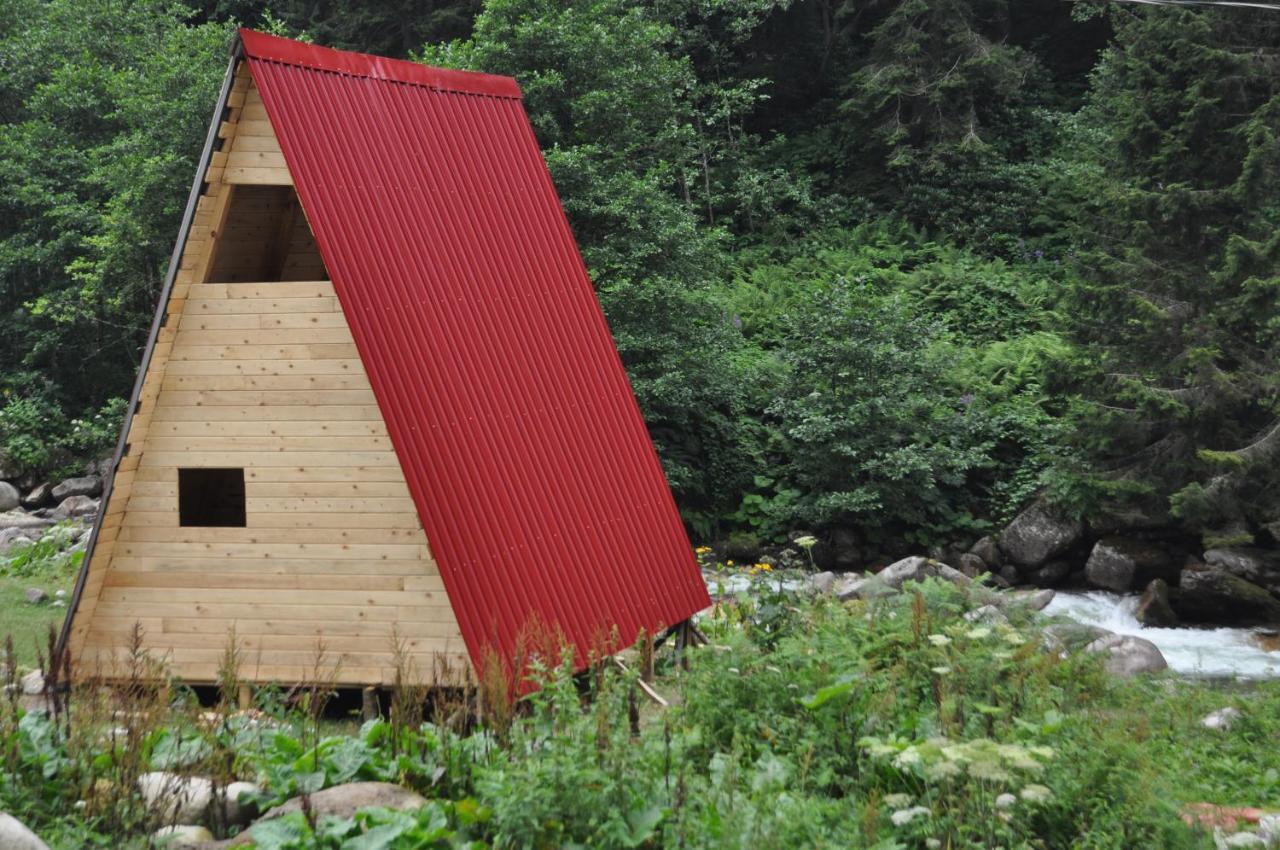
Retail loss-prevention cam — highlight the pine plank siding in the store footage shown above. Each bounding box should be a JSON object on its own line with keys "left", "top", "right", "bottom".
{"left": 67, "top": 67, "right": 468, "bottom": 685}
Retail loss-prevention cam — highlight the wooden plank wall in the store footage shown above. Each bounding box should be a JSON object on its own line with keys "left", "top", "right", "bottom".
{"left": 67, "top": 65, "right": 468, "bottom": 686}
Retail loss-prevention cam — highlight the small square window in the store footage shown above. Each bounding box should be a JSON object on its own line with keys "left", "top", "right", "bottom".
{"left": 178, "top": 468, "right": 246, "bottom": 527}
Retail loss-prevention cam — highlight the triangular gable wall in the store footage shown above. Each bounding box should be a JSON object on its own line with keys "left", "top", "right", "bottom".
{"left": 63, "top": 61, "right": 466, "bottom": 685}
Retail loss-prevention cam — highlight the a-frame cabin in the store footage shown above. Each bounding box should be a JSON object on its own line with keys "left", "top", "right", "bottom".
{"left": 59, "top": 30, "right": 709, "bottom": 686}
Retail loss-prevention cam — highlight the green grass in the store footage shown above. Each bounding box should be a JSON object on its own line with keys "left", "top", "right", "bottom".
{"left": 1, "top": 524, "right": 83, "bottom": 669}
{"left": 0, "top": 573, "right": 72, "bottom": 668}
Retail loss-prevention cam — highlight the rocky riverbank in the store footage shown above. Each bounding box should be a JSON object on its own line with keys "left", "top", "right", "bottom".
{"left": 0, "top": 465, "right": 104, "bottom": 556}
{"left": 715, "top": 501, "right": 1280, "bottom": 634}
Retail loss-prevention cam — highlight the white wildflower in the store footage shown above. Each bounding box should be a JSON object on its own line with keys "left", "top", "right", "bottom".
{"left": 893, "top": 747, "right": 923, "bottom": 768}
{"left": 931, "top": 666, "right": 952, "bottom": 676}
{"left": 794, "top": 535, "right": 818, "bottom": 549}
{"left": 890, "top": 806, "right": 931, "bottom": 827}
{"left": 1020, "top": 784, "right": 1052, "bottom": 804}
{"left": 927, "top": 634, "right": 952, "bottom": 647}
{"left": 995, "top": 793, "right": 1017, "bottom": 809}
{"left": 925, "top": 760, "right": 963, "bottom": 780}
{"left": 966, "top": 627, "right": 992, "bottom": 640}
{"left": 883, "top": 793, "right": 913, "bottom": 808}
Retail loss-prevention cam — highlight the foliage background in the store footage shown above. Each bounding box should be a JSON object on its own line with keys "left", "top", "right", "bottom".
{"left": 2, "top": 0, "right": 1278, "bottom": 549}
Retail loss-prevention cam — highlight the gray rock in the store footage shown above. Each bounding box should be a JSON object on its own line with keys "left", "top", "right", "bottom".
{"left": 834, "top": 574, "right": 873, "bottom": 601}
{"left": 0, "top": 813, "right": 49, "bottom": 850}
{"left": 51, "top": 495, "right": 99, "bottom": 519}
{"left": 0, "top": 527, "right": 34, "bottom": 554}
{"left": 998, "top": 564, "right": 1021, "bottom": 586}
{"left": 956, "top": 552, "right": 989, "bottom": 578}
{"left": 1085, "top": 540, "right": 1136, "bottom": 593}
{"left": 1084, "top": 537, "right": 1174, "bottom": 592}
{"left": 1084, "top": 633, "right": 1168, "bottom": 676}
{"left": 969, "top": 536, "right": 1002, "bottom": 569}
{"left": 935, "top": 563, "right": 972, "bottom": 587}
{"left": 1175, "top": 568, "right": 1280, "bottom": 626}
{"left": 998, "top": 503, "right": 1083, "bottom": 568}
{"left": 1043, "top": 622, "right": 1112, "bottom": 653}
{"left": 1204, "top": 547, "right": 1280, "bottom": 591}
{"left": 964, "top": 604, "right": 1010, "bottom": 626}
{"left": 1135, "top": 579, "right": 1179, "bottom": 627}
{"left": 19, "top": 483, "right": 52, "bottom": 510}
{"left": 51, "top": 476, "right": 102, "bottom": 501}
{"left": 20, "top": 670, "right": 44, "bottom": 695}
{"left": 1026, "top": 560, "right": 1071, "bottom": 587}
{"left": 807, "top": 571, "right": 836, "bottom": 594}
{"left": 24, "top": 588, "right": 47, "bottom": 605}
{"left": 876, "top": 556, "right": 934, "bottom": 588}
{"left": 138, "top": 772, "right": 214, "bottom": 824}
{"left": 1200, "top": 707, "right": 1241, "bottom": 731}
{"left": 0, "top": 510, "right": 54, "bottom": 531}
{"left": 0, "top": 481, "right": 19, "bottom": 512}
{"left": 1004, "top": 589, "right": 1056, "bottom": 612}
{"left": 154, "top": 825, "right": 214, "bottom": 847}
{"left": 221, "top": 781, "right": 262, "bottom": 827}
{"left": 261, "top": 781, "right": 425, "bottom": 822}
{"left": 1222, "top": 832, "right": 1266, "bottom": 848}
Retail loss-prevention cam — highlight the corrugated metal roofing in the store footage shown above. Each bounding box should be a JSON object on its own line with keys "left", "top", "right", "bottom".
{"left": 240, "top": 29, "right": 709, "bottom": 674}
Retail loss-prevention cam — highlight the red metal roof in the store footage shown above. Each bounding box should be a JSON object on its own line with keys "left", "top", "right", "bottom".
{"left": 240, "top": 30, "right": 709, "bottom": 674}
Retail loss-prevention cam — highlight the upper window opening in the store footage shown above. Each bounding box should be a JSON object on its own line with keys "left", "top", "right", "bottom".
{"left": 178, "top": 468, "right": 246, "bottom": 527}
{"left": 204, "top": 185, "right": 329, "bottom": 283}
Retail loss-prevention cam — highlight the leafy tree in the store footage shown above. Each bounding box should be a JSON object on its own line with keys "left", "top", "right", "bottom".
{"left": 0, "top": 0, "right": 230, "bottom": 473}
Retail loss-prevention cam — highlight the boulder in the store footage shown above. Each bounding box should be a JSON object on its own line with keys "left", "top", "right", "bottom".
{"left": 806, "top": 571, "right": 836, "bottom": 594}
{"left": 51, "top": 495, "right": 99, "bottom": 520}
{"left": 0, "top": 510, "right": 54, "bottom": 531}
{"left": 1135, "top": 579, "right": 1179, "bottom": 627}
{"left": 834, "top": 574, "right": 874, "bottom": 601}
{"left": 261, "top": 781, "right": 425, "bottom": 822}
{"left": 998, "top": 564, "right": 1021, "bottom": 586}
{"left": 154, "top": 825, "right": 214, "bottom": 847}
{"left": 1084, "top": 537, "right": 1175, "bottom": 592}
{"left": 969, "top": 536, "right": 1002, "bottom": 569}
{"left": 1043, "top": 622, "right": 1112, "bottom": 653}
{"left": 20, "top": 670, "right": 44, "bottom": 695}
{"left": 876, "top": 556, "right": 934, "bottom": 588}
{"left": 0, "top": 481, "right": 19, "bottom": 512}
{"left": 0, "top": 527, "right": 34, "bottom": 554}
{"left": 1201, "top": 707, "right": 1241, "bottom": 731}
{"left": 138, "top": 773, "right": 214, "bottom": 824}
{"left": 1003, "top": 588, "right": 1056, "bottom": 612}
{"left": 0, "top": 814, "right": 49, "bottom": 850}
{"left": 24, "top": 588, "right": 47, "bottom": 605}
{"left": 1204, "top": 547, "right": 1280, "bottom": 593}
{"left": 1175, "top": 568, "right": 1280, "bottom": 626}
{"left": 51, "top": 475, "right": 102, "bottom": 501}
{"left": 956, "top": 552, "right": 988, "bottom": 578}
{"left": 20, "top": 483, "right": 52, "bottom": 510}
{"left": 221, "top": 781, "right": 262, "bottom": 827}
{"left": 998, "top": 503, "right": 1082, "bottom": 568}
{"left": 964, "top": 604, "right": 1010, "bottom": 626}
{"left": 1026, "top": 560, "right": 1071, "bottom": 587}
{"left": 1083, "top": 633, "right": 1168, "bottom": 676}
{"left": 935, "top": 563, "right": 972, "bottom": 587}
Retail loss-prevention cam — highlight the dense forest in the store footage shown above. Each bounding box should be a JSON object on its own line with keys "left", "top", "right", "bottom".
{"left": 2, "top": 0, "right": 1278, "bottom": 553}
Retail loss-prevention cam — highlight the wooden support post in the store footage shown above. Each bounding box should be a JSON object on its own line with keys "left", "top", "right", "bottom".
{"left": 361, "top": 686, "right": 379, "bottom": 721}
{"left": 237, "top": 684, "right": 252, "bottom": 710}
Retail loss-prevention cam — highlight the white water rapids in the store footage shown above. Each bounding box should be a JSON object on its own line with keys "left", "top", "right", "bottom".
{"left": 703, "top": 570, "right": 1280, "bottom": 678}
{"left": 1045, "top": 591, "right": 1280, "bottom": 678}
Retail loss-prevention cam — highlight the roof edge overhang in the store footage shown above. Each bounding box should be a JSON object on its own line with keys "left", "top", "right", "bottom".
{"left": 238, "top": 29, "right": 522, "bottom": 99}
{"left": 56, "top": 39, "right": 246, "bottom": 660}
